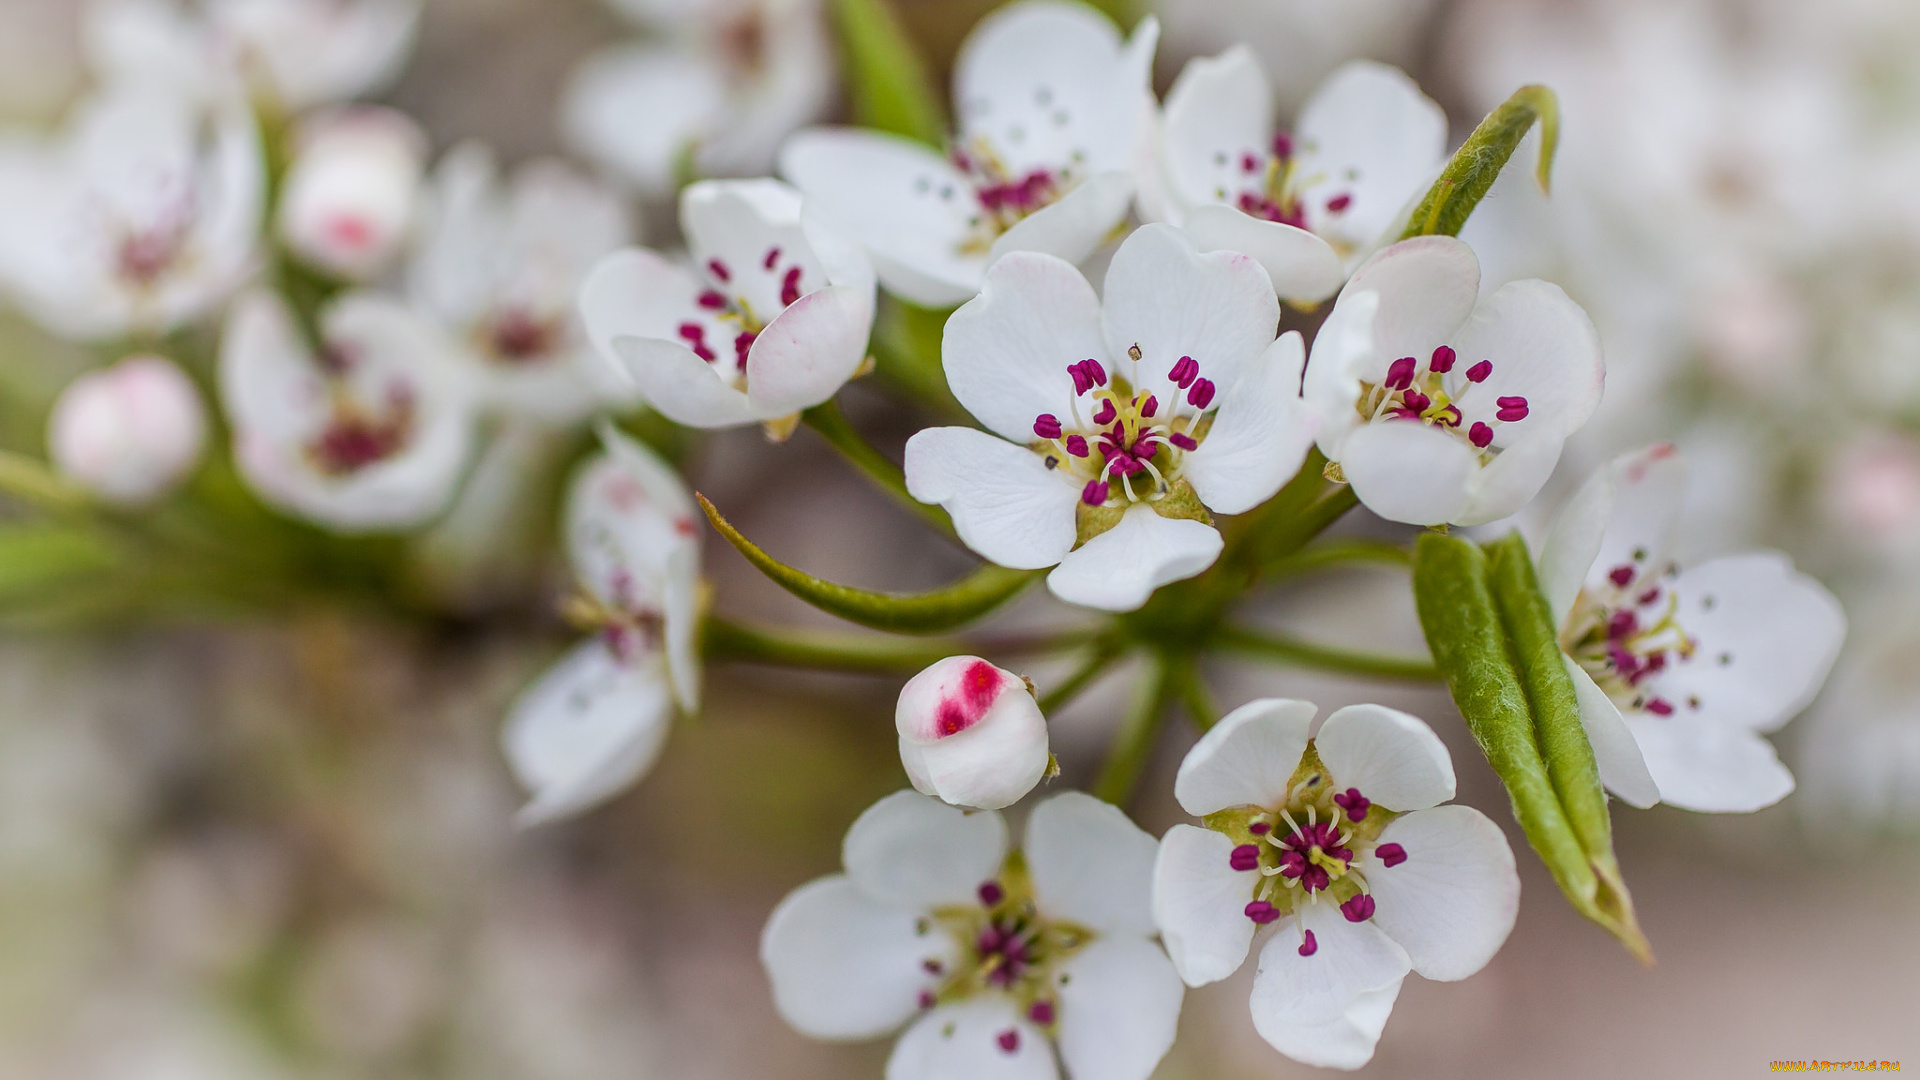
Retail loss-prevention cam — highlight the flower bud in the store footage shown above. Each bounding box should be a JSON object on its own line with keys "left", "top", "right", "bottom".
{"left": 895, "top": 656, "right": 1049, "bottom": 810}
{"left": 277, "top": 107, "right": 426, "bottom": 280}
{"left": 47, "top": 355, "right": 207, "bottom": 504}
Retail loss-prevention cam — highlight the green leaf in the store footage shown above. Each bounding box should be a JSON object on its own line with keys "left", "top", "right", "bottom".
{"left": 698, "top": 493, "right": 1039, "bottom": 633}
{"left": 828, "top": 0, "right": 947, "bottom": 146}
{"left": 1400, "top": 85, "right": 1559, "bottom": 240}
{"left": 1412, "top": 531, "right": 1650, "bottom": 962}
{"left": 1483, "top": 532, "right": 1648, "bottom": 959}
{"left": 801, "top": 400, "right": 958, "bottom": 540}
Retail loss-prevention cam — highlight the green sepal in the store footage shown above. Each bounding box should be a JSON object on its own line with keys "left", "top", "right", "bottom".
{"left": 1412, "top": 531, "right": 1651, "bottom": 962}
{"left": 828, "top": 0, "right": 947, "bottom": 146}
{"left": 698, "top": 494, "right": 1039, "bottom": 634}
{"left": 1400, "top": 84, "right": 1560, "bottom": 240}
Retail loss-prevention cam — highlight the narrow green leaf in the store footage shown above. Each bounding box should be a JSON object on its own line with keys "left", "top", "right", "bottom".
{"left": 829, "top": 0, "right": 947, "bottom": 146}
{"left": 1414, "top": 532, "right": 1652, "bottom": 959}
{"left": 702, "top": 617, "right": 969, "bottom": 673}
{"left": 1400, "top": 85, "right": 1559, "bottom": 240}
{"left": 801, "top": 400, "right": 958, "bottom": 540}
{"left": 698, "top": 494, "right": 1038, "bottom": 633}
{"left": 1484, "top": 532, "right": 1648, "bottom": 960}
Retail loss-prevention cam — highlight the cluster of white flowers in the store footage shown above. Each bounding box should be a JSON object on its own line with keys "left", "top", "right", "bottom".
{"left": 0, "top": 0, "right": 1855, "bottom": 1073}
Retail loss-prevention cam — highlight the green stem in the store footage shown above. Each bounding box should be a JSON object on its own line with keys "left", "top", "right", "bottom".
{"left": 801, "top": 400, "right": 957, "bottom": 540}
{"left": 702, "top": 617, "right": 969, "bottom": 674}
{"left": 1215, "top": 625, "right": 1441, "bottom": 682}
{"left": 1036, "top": 641, "right": 1125, "bottom": 713}
{"left": 1168, "top": 657, "right": 1219, "bottom": 730}
{"left": 1092, "top": 654, "right": 1172, "bottom": 805}
{"left": 1265, "top": 538, "right": 1412, "bottom": 582}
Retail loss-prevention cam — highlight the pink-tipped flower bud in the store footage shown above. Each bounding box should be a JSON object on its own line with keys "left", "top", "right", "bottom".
{"left": 895, "top": 656, "right": 1049, "bottom": 810}
{"left": 47, "top": 355, "right": 206, "bottom": 504}
{"left": 277, "top": 107, "right": 426, "bottom": 281}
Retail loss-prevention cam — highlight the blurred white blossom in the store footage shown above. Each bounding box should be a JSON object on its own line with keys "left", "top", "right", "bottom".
{"left": 47, "top": 354, "right": 208, "bottom": 505}
{"left": 278, "top": 107, "right": 427, "bottom": 282}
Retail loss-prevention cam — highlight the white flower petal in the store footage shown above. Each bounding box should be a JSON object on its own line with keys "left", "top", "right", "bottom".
{"left": 1360, "top": 805, "right": 1518, "bottom": 982}
{"left": 744, "top": 284, "right": 874, "bottom": 416}
{"left": 1254, "top": 977, "right": 1402, "bottom": 1071}
{"left": 1536, "top": 461, "right": 1617, "bottom": 628}
{"left": 1054, "top": 937, "right": 1184, "bottom": 1080}
{"left": 1335, "top": 235, "right": 1480, "bottom": 381}
{"left": 1647, "top": 553, "right": 1846, "bottom": 733}
{"left": 1302, "top": 288, "right": 1378, "bottom": 458}
{"left": 1025, "top": 792, "right": 1159, "bottom": 936}
{"left": 903, "top": 427, "right": 1079, "bottom": 570}
{"left": 897, "top": 657, "right": 1050, "bottom": 811}
{"left": 1183, "top": 204, "right": 1347, "bottom": 304}
{"left": 942, "top": 251, "right": 1104, "bottom": 444}
{"left": 1155, "top": 45, "right": 1273, "bottom": 214}
{"left": 1295, "top": 61, "right": 1448, "bottom": 256}
{"left": 1338, "top": 420, "right": 1476, "bottom": 527}
{"left": 1183, "top": 331, "right": 1317, "bottom": 515}
{"left": 953, "top": 0, "right": 1155, "bottom": 177}
{"left": 503, "top": 637, "right": 673, "bottom": 826}
{"left": 1150, "top": 824, "right": 1257, "bottom": 986}
{"left": 1046, "top": 505, "right": 1223, "bottom": 612}
{"left": 1313, "top": 703, "right": 1455, "bottom": 813}
{"left": 1621, "top": 714, "right": 1795, "bottom": 814}
{"left": 680, "top": 177, "right": 820, "bottom": 317}
{"left": 1173, "top": 697, "right": 1316, "bottom": 816}
{"left": 1564, "top": 659, "right": 1659, "bottom": 809}
{"left": 566, "top": 433, "right": 698, "bottom": 606}
{"left": 1589, "top": 443, "right": 1686, "bottom": 595}
{"left": 987, "top": 170, "right": 1136, "bottom": 270}
{"left": 779, "top": 128, "right": 983, "bottom": 308}
{"left": 577, "top": 246, "right": 752, "bottom": 425}
{"left": 843, "top": 791, "right": 1009, "bottom": 910}
{"left": 562, "top": 44, "right": 726, "bottom": 196}
{"left": 761, "top": 875, "right": 950, "bottom": 1041}
{"left": 1447, "top": 280, "right": 1604, "bottom": 440}
{"left": 612, "top": 337, "right": 762, "bottom": 427}
{"left": 1249, "top": 898, "right": 1410, "bottom": 1027}
{"left": 1457, "top": 426, "right": 1565, "bottom": 527}
{"left": 887, "top": 1000, "right": 1058, "bottom": 1080}
{"left": 1099, "top": 223, "right": 1280, "bottom": 400}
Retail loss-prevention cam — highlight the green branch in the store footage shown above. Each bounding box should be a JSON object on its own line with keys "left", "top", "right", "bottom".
{"left": 1037, "top": 641, "right": 1126, "bottom": 713}
{"left": 1093, "top": 654, "right": 1172, "bottom": 805}
{"left": 1265, "top": 538, "right": 1413, "bottom": 582}
{"left": 1215, "top": 625, "right": 1440, "bottom": 682}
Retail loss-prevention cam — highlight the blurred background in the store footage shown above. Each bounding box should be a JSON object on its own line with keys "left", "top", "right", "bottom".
{"left": 2, "top": 0, "right": 1918, "bottom": 1076}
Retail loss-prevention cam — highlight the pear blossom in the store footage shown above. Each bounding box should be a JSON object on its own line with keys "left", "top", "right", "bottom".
{"left": 217, "top": 289, "right": 477, "bottom": 532}
{"left": 0, "top": 82, "right": 261, "bottom": 340}
{"left": 503, "top": 427, "right": 702, "bottom": 825}
{"left": 904, "top": 223, "right": 1315, "bottom": 612}
{"left": 780, "top": 0, "right": 1159, "bottom": 308}
{"left": 1151, "top": 0, "right": 1439, "bottom": 116}
{"left": 562, "top": 0, "right": 833, "bottom": 197}
{"left": 47, "top": 355, "right": 208, "bottom": 505}
{"left": 278, "top": 107, "right": 427, "bottom": 282}
{"left": 761, "top": 789, "right": 1183, "bottom": 1080}
{"left": 1141, "top": 50, "right": 1447, "bottom": 303}
{"left": 897, "top": 656, "right": 1050, "bottom": 811}
{"left": 578, "top": 178, "right": 874, "bottom": 432}
{"left": 409, "top": 142, "right": 640, "bottom": 424}
{"left": 85, "top": 0, "right": 420, "bottom": 110}
{"left": 1305, "top": 235, "right": 1604, "bottom": 527}
{"left": 1151, "top": 698, "right": 1518, "bottom": 1070}
{"left": 1534, "top": 444, "right": 1846, "bottom": 813}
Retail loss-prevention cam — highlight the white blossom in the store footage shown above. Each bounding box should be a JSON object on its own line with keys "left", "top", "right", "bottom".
{"left": 904, "top": 223, "right": 1316, "bottom": 612}
{"left": 896, "top": 656, "right": 1050, "bottom": 811}
{"left": 503, "top": 426, "right": 702, "bottom": 825}
{"left": 579, "top": 178, "right": 874, "bottom": 431}
{"left": 1151, "top": 699, "right": 1518, "bottom": 1070}
{"left": 47, "top": 354, "right": 207, "bottom": 505}
{"left": 278, "top": 107, "right": 427, "bottom": 283}
{"left": 780, "top": 0, "right": 1158, "bottom": 308}
{"left": 762, "top": 790, "right": 1183, "bottom": 1080}
{"left": 1535, "top": 443, "right": 1846, "bottom": 812}
{"left": 1305, "top": 235, "right": 1604, "bottom": 527}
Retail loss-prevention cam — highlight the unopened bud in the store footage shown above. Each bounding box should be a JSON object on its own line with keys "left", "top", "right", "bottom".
{"left": 47, "top": 355, "right": 207, "bottom": 504}
{"left": 895, "top": 656, "right": 1049, "bottom": 810}
{"left": 278, "top": 107, "right": 426, "bottom": 280}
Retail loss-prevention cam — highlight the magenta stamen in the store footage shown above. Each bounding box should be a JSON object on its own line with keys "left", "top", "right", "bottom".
{"left": 733, "top": 331, "right": 755, "bottom": 369}
{"left": 762, "top": 246, "right": 780, "bottom": 270}
{"left": 1466, "top": 360, "right": 1493, "bottom": 383}
{"left": 1434, "top": 404, "right": 1462, "bottom": 427}
{"left": 1495, "top": 395, "right": 1529, "bottom": 422}
{"left": 1170, "top": 432, "right": 1197, "bottom": 451}
{"left": 1297, "top": 929, "right": 1318, "bottom": 956}
{"left": 1609, "top": 610, "right": 1639, "bottom": 639}
{"left": 1230, "top": 844, "right": 1261, "bottom": 872}
{"left": 1376, "top": 842, "right": 1407, "bottom": 868}
{"left": 707, "top": 258, "right": 731, "bottom": 283}
{"left": 978, "top": 881, "right": 1004, "bottom": 906}
{"left": 1245, "top": 900, "right": 1281, "bottom": 925}
{"left": 1140, "top": 394, "right": 1158, "bottom": 419}
{"left": 1028, "top": 1000, "right": 1055, "bottom": 1026}
{"left": 1645, "top": 697, "right": 1675, "bottom": 716}
{"left": 1324, "top": 192, "right": 1352, "bottom": 213}
{"left": 1385, "top": 356, "right": 1417, "bottom": 391}
{"left": 677, "top": 322, "right": 705, "bottom": 342}
{"left": 1430, "top": 345, "right": 1456, "bottom": 373}
{"left": 997, "top": 1029, "right": 1020, "bottom": 1054}
{"left": 1332, "top": 788, "right": 1371, "bottom": 822}
{"left": 918, "top": 990, "right": 935, "bottom": 1009}
{"left": 1081, "top": 479, "right": 1107, "bottom": 506}
{"left": 1637, "top": 587, "right": 1662, "bottom": 606}
{"left": 697, "top": 290, "right": 727, "bottom": 309}
{"left": 1469, "top": 422, "right": 1493, "bottom": 448}
{"left": 780, "top": 266, "right": 802, "bottom": 307}
{"left": 1401, "top": 390, "right": 1430, "bottom": 413}
{"left": 1064, "top": 435, "right": 1089, "bottom": 458}
{"left": 1608, "top": 564, "right": 1636, "bottom": 588}
{"left": 1241, "top": 152, "right": 1260, "bottom": 173}
{"left": 1249, "top": 821, "right": 1271, "bottom": 835}
{"left": 1340, "top": 894, "right": 1376, "bottom": 922}
{"left": 1187, "top": 379, "right": 1215, "bottom": 409}
{"left": 1168, "top": 355, "right": 1198, "bottom": 389}
{"left": 1033, "top": 414, "right": 1063, "bottom": 440}
{"left": 1272, "top": 131, "right": 1293, "bottom": 160}
{"left": 1092, "top": 399, "right": 1117, "bottom": 425}
{"left": 923, "top": 958, "right": 943, "bottom": 974}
